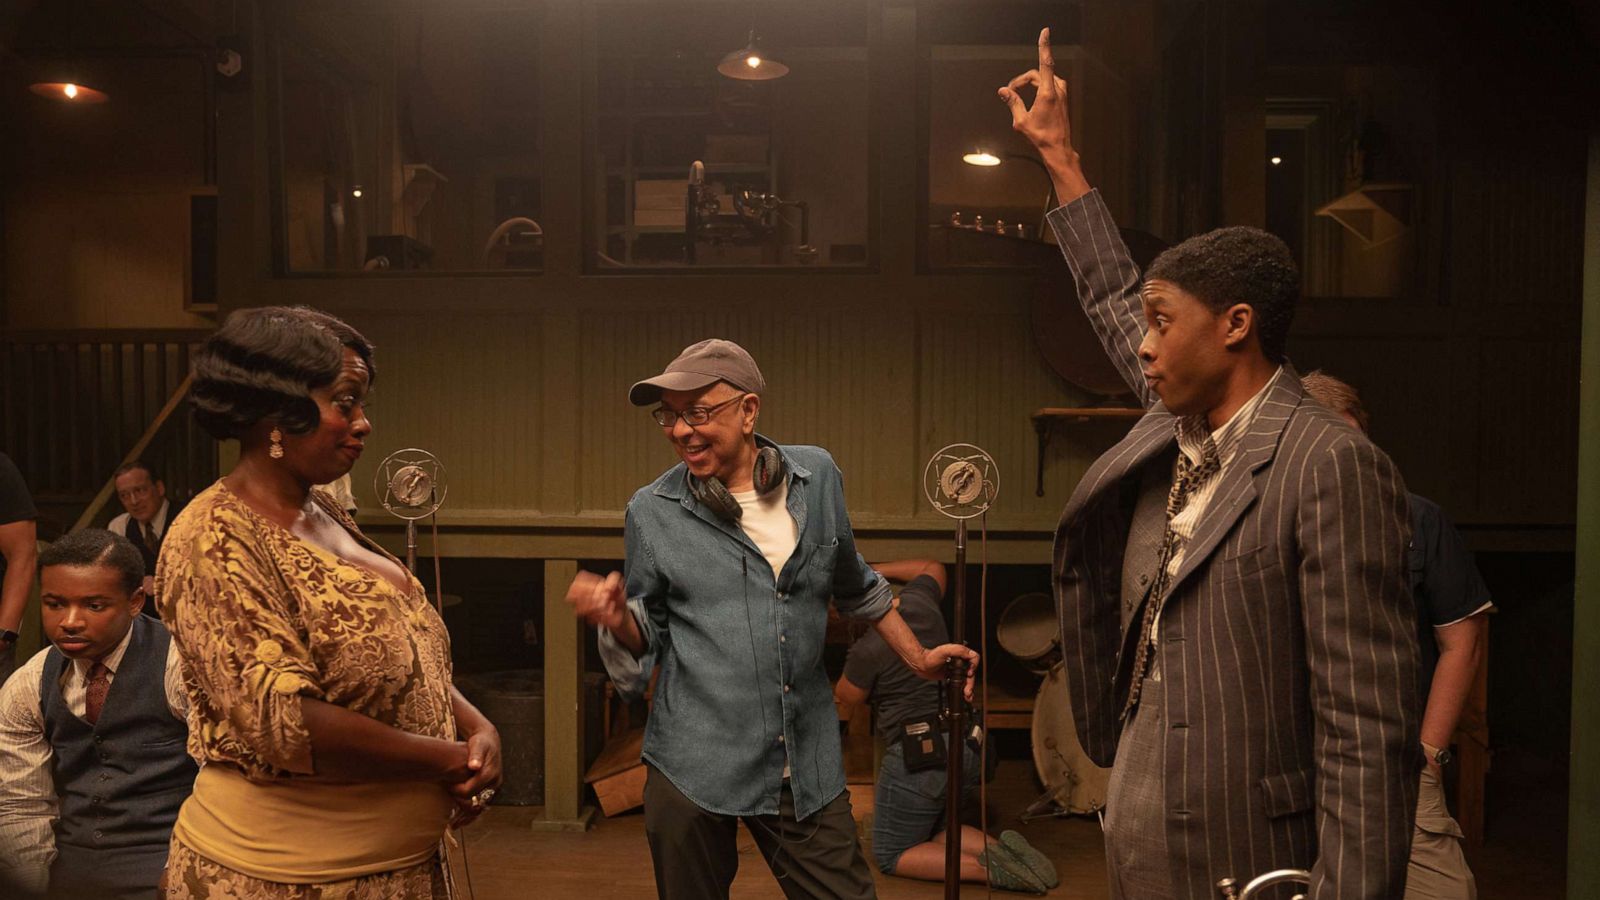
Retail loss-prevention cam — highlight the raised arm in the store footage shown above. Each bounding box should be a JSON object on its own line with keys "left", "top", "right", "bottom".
{"left": 1002, "top": 28, "right": 1154, "bottom": 407}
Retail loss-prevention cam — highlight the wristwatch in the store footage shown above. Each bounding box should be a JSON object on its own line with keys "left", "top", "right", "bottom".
{"left": 1422, "top": 740, "right": 1454, "bottom": 767}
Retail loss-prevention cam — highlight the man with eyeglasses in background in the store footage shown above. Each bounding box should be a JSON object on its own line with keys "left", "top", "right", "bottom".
{"left": 106, "top": 462, "right": 179, "bottom": 615}
{"left": 566, "top": 338, "right": 979, "bottom": 899}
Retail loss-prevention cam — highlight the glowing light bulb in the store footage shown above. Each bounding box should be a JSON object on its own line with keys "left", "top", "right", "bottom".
{"left": 351, "top": 187, "right": 363, "bottom": 198}
{"left": 962, "top": 151, "right": 1002, "bottom": 167}
{"left": 746, "top": 55, "right": 761, "bottom": 68}
{"left": 64, "top": 83, "right": 79, "bottom": 99}
{"left": 1269, "top": 156, "right": 1283, "bottom": 166}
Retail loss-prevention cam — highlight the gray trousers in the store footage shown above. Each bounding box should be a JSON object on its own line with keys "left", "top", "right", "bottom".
{"left": 1104, "top": 673, "right": 1172, "bottom": 899}
{"left": 643, "top": 765, "right": 876, "bottom": 900}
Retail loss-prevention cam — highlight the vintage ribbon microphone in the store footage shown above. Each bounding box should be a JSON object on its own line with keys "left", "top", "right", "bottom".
{"left": 374, "top": 449, "right": 474, "bottom": 898}
{"left": 922, "top": 444, "right": 998, "bottom": 898}
{"left": 374, "top": 448, "right": 449, "bottom": 610}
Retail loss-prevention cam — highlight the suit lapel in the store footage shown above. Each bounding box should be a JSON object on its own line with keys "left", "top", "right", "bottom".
{"left": 1161, "top": 368, "right": 1304, "bottom": 599}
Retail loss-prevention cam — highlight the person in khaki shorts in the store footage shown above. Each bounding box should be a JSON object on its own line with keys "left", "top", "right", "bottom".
{"left": 1301, "top": 371, "right": 1490, "bottom": 899}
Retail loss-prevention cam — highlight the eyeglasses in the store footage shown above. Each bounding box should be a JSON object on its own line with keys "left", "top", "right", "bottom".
{"left": 651, "top": 393, "right": 746, "bottom": 428}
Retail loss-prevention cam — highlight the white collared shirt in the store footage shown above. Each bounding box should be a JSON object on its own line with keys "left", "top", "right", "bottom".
{"left": 1149, "top": 367, "right": 1285, "bottom": 660}
{"left": 108, "top": 498, "right": 171, "bottom": 544}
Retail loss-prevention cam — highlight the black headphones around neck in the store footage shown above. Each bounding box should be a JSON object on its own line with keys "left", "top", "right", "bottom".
{"left": 689, "top": 445, "right": 786, "bottom": 523}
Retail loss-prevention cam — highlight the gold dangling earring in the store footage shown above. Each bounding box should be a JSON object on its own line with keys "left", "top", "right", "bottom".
{"left": 269, "top": 427, "right": 285, "bottom": 459}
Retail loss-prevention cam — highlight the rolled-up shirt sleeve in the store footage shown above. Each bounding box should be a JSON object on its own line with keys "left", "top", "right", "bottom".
{"left": 599, "top": 505, "right": 670, "bottom": 701}
{"left": 825, "top": 462, "right": 893, "bottom": 622}
{"left": 0, "top": 650, "right": 56, "bottom": 895}
{"left": 163, "top": 522, "right": 324, "bottom": 778}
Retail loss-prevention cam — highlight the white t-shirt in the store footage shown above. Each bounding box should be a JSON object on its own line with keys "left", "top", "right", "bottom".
{"left": 733, "top": 479, "right": 798, "bottom": 580}
{"left": 733, "top": 478, "right": 798, "bottom": 777}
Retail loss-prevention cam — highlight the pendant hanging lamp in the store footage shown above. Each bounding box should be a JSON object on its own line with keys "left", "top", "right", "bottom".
{"left": 717, "top": 26, "right": 787, "bottom": 81}
{"left": 28, "top": 80, "right": 109, "bottom": 103}
{"left": 26, "top": 4, "right": 110, "bottom": 103}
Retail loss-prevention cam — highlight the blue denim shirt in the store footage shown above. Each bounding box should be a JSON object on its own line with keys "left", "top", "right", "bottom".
{"left": 597, "top": 438, "right": 893, "bottom": 820}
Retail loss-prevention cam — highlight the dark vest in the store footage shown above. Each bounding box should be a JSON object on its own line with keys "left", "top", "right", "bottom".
{"left": 40, "top": 615, "right": 197, "bottom": 859}
{"left": 120, "top": 512, "right": 160, "bottom": 577}
{"left": 121, "top": 502, "right": 178, "bottom": 619}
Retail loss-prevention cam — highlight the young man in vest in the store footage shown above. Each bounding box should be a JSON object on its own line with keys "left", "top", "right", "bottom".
{"left": 0, "top": 529, "right": 196, "bottom": 899}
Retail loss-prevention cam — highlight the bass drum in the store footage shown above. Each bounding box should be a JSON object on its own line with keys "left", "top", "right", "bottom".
{"left": 996, "top": 592, "right": 1060, "bottom": 673}
{"left": 1031, "top": 662, "right": 1111, "bottom": 815}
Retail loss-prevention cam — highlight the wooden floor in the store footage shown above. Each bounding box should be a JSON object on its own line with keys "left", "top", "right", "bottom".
{"left": 453, "top": 759, "right": 1107, "bottom": 899}
{"left": 449, "top": 758, "right": 1565, "bottom": 899}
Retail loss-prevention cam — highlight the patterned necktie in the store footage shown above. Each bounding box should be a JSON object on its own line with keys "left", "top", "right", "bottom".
{"left": 1121, "top": 439, "right": 1222, "bottom": 718}
{"left": 84, "top": 662, "right": 110, "bottom": 725}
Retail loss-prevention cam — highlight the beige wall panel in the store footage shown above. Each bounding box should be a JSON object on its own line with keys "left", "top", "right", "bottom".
{"left": 917, "top": 310, "right": 1100, "bottom": 529}
{"left": 4, "top": 187, "right": 216, "bottom": 331}
{"left": 1476, "top": 337, "right": 1580, "bottom": 522}
{"left": 341, "top": 312, "right": 545, "bottom": 514}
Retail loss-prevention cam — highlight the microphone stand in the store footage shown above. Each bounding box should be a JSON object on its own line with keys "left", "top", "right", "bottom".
{"left": 943, "top": 517, "right": 968, "bottom": 899}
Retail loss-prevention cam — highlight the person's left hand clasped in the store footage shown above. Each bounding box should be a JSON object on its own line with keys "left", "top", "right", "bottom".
{"left": 448, "top": 724, "right": 503, "bottom": 828}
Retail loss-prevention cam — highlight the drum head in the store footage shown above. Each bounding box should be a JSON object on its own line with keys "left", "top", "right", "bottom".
{"left": 1031, "top": 663, "right": 1111, "bottom": 815}
{"left": 997, "top": 592, "right": 1059, "bottom": 672}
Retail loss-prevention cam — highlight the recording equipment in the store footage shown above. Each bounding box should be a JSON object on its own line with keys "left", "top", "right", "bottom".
{"left": 685, "top": 160, "right": 817, "bottom": 264}
{"left": 922, "top": 443, "right": 998, "bottom": 899}
{"left": 688, "top": 444, "right": 785, "bottom": 523}
{"left": 1217, "top": 868, "right": 1312, "bottom": 900}
{"left": 374, "top": 448, "right": 449, "bottom": 607}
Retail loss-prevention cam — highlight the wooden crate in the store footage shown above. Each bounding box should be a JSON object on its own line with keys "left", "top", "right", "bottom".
{"left": 584, "top": 726, "right": 647, "bottom": 817}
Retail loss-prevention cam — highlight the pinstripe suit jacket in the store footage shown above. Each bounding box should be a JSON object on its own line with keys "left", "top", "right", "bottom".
{"left": 1047, "top": 191, "right": 1421, "bottom": 900}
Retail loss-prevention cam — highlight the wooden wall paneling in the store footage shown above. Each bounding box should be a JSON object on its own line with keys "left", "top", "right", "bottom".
{"left": 1289, "top": 335, "right": 1456, "bottom": 508}
{"left": 916, "top": 307, "right": 1089, "bottom": 529}
{"left": 346, "top": 313, "right": 546, "bottom": 514}
{"left": 1476, "top": 337, "right": 1581, "bottom": 523}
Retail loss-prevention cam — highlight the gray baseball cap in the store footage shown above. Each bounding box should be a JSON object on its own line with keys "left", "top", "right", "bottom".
{"left": 629, "top": 338, "right": 767, "bottom": 406}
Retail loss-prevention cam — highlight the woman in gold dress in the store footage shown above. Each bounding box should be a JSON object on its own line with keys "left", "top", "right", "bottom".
{"left": 157, "top": 306, "right": 501, "bottom": 898}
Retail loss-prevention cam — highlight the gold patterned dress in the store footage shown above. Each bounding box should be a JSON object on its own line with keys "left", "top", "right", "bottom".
{"left": 155, "top": 481, "right": 456, "bottom": 899}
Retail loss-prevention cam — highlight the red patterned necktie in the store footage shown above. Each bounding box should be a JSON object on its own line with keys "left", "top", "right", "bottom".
{"left": 1121, "top": 440, "right": 1221, "bottom": 718}
{"left": 84, "top": 662, "right": 110, "bottom": 725}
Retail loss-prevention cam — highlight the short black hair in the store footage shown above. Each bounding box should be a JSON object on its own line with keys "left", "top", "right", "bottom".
{"left": 113, "top": 460, "right": 161, "bottom": 484}
{"left": 190, "top": 306, "right": 376, "bottom": 440}
{"left": 39, "top": 529, "right": 146, "bottom": 595}
{"left": 1145, "top": 226, "right": 1300, "bottom": 363}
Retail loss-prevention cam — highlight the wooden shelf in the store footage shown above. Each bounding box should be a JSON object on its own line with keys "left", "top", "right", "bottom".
{"left": 608, "top": 225, "right": 684, "bottom": 235}
{"left": 1031, "top": 406, "right": 1143, "bottom": 497}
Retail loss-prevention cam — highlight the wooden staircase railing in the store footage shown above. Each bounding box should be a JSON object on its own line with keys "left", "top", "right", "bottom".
{"left": 2, "top": 330, "right": 216, "bottom": 534}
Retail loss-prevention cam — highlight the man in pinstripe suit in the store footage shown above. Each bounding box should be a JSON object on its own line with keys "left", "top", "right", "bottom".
{"left": 1000, "top": 29, "right": 1421, "bottom": 900}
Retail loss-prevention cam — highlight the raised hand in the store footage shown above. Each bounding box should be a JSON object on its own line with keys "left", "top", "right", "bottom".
{"left": 998, "top": 27, "right": 1090, "bottom": 203}
{"left": 565, "top": 570, "right": 627, "bottom": 632}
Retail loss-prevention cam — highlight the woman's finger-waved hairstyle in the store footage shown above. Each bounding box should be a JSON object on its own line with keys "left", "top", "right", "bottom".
{"left": 190, "top": 306, "right": 375, "bottom": 441}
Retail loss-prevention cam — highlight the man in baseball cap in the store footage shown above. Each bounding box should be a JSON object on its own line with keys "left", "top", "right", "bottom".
{"left": 568, "top": 338, "right": 978, "bottom": 899}
{"left": 626, "top": 338, "right": 767, "bottom": 406}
